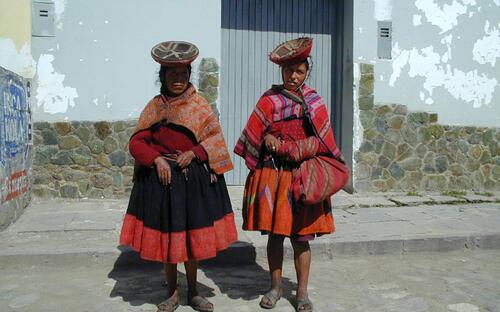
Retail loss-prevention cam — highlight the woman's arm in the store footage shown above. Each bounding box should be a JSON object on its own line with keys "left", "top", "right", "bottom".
{"left": 129, "top": 130, "right": 161, "bottom": 167}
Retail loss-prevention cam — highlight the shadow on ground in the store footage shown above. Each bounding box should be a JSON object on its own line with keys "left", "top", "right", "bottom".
{"left": 108, "top": 242, "right": 296, "bottom": 307}
{"left": 107, "top": 247, "right": 215, "bottom": 307}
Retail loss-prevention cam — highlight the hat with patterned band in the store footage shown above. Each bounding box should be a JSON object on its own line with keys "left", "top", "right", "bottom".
{"left": 269, "top": 37, "right": 313, "bottom": 66}
{"left": 151, "top": 41, "right": 199, "bottom": 66}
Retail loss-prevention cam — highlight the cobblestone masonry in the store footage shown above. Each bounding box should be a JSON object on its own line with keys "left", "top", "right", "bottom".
{"left": 31, "top": 62, "right": 499, "bottom": 198}
{"left": 354, "top": 63, "right": 500, "bottom": 192}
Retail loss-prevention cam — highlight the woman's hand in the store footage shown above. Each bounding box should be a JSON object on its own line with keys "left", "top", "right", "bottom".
{"left": 176, "top": 150, "right": 196, "bottom": 169}
{"left": 154, "top": 156, "right": 171, "bottom": 185}
{"left": 264, "top": 134, "right": 281, "bottom": 153}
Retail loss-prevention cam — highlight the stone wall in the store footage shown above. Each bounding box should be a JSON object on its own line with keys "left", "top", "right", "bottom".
{"left": 32, "top": 120, "right": 137, "bottom": 198}
{"left": 198, "top": 58, "right": 220, "bottom": 118}
{"left": 354, "top": 63, "right": 500, "bottom": 192}
{"left": 32, "top": 58, "right": 221, "bottom": 199}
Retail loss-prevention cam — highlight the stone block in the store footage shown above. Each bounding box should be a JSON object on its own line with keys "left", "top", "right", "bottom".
{"left": 449, "top": 164, "right": 464, "bottom": 176}
{"left": 54, "top": 122, "right": 72, "bottom": 135}
{"left": 90, "top": 174, "right": 113, "bottom": 189}
{"left": 359, "top": 141, "right": 374, "bottom": 153}
{"left": 95, "top": 121, "right": 112, "bottom": 139}
{"left": 358, "top": 95, "right": 374, "bottom": 110}
{"left": 113, "top": 121, "right": 127, "bottom": 132}
{"left": 423, "top": 175, "right": 447, "bottom": 191}
{"left": 112, "top": 172, "right": 123, "bottom": 187}
{"left": 33, "top": 146, "right": 59, "bottom": 166}
{"left": 71, "top": 147, "right": 92, "bottom": 166}
{"left": 371, "top": 167, "right": 383, "bottom": 179}
{"left": 51, "top": 151, "right": 74, "bottom": 165}
{"left": 95, "top": 153, "right": 112, "bottom": 168}
{"left": 74, "top": 127, "right": 91, "bottom": 144}
{"left": 378, "top": 155, "right": 391, "bottom": 168}
{"left": 408, "top": 112, "right": 430, "bottom": 125}
{"left": 34, "top": 121, "right": 50, "bottom": 130}
{"left": 427, "top": 124, "right": 444, "bottom": 139}
{"left": 372, "top": 180, "right": 389, "bottom": 191}
{"left": 104, "top": 137, "right": 119, "bottom": 154}
{"left": 121, "top": 166, "right": 135, "bottom": 176}
{"left": 60, "top": 184, "right": 79, "bottom": 198}
{"left": 396, "top": 143, "right": 412, "bottom": 161}
{"left": 468, "top": 145, "right": 483, "bottom": 160}
{"left": 435, "top": 155, "right": 448, "bottom": 173}
{"left": 385, "top": 129, "right": 402, "bottom": 144}
{"left": 88, "top": 140, "right": 104, "bottom": 154}
{"left": 382, "top": 142, "right": 396, "bottom": 159}
{"left": 33, "top": 134, "right": 43, "bottom": 145}
{"left": 59, "top": 135, "right": 81, "bottom": 150}
{"left": 41, "top": 129, "right": 58, "bottom": 145}
{"left": 393, "top": 104, "right": 408, "bottom": 115}
{"left": 468, "top": 132, "right": 483, "bottom": 144}
{"left": 355, "top": 151, "right": 378, "bottom": 166}
{"left": 359, "top": 74, "right": 374, "bottom": 96}
{"left": 359, "top": 63, "right": 374, "bottom": 74}
{"left": 360, "top": 110, "right": 375, "bottom": 127}
{"left": 109, "top": 150, "right": 127, "bottom": 167}
{"left": 389, "top": 162, "right": 404, "bottom": 180}
{"left": 429, "top": 112, "right": 438, "bottom": 123}
{"left": 493, "top": 165, "right": 500, "bottom": 182}
{"left": 400, "top": 157, "right": 422, "bottom": 171}
{"left": 199, "top": 72, "right": 219, "bottom": 89}
{"left": 363, "top": 128, "right": 378, "bottom": 140}
{"left": 199, "top": 58, "right": 219, "bottom": 72}
{"left": 388, "top": 116, "right": 404, "bottom": 129}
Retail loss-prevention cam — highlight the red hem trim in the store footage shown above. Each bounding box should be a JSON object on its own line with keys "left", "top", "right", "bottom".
{"left": 120, "top": 213, "right": 238, "bottom": 263}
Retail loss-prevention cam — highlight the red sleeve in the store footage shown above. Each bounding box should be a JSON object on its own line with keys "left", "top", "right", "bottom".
{"left": 129, "top": 130, "right": 161, "bottom": 167}
{"left": 191, "top": 144, "right": 208, "bottom": 162}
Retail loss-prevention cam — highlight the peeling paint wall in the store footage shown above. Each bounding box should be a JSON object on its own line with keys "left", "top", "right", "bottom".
{"left": 30, "top": 0, "right": 222, "bottom": 122}
{"left": 0, "top": 0, "right": 35, "bottom": 78}
{"left": 354, "top": 0, "right": 500, "bottom": 127}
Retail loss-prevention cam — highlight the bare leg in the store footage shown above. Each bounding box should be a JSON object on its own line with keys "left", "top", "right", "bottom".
{"left": 267, "top": 234, "right": 286, "bottom": 290}
{"left": 184, "top": 259, "right": 198, "bottom": 297}
{"left": 185, "top": 259, "right": 213, "bottom": 311}
{"left": 260, "top": 234, "right": 285, "bottom": 307}
{"left": 291, "top": 238, "right": 311, "bottom": 302}
{"left": 164, "top": 262, "right": 179, "bottom": 301}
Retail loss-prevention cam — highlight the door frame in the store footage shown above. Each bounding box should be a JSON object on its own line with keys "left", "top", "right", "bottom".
{"left": 332, "top": 0, "right": 354, "bottom": 192}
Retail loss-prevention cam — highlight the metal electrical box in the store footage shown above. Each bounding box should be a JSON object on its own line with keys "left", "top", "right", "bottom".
{"left": 377, "top": 21, "right": 392, "bottom": 59}
{"left": 32, "top": 1, "right": 55, "bottom": 37}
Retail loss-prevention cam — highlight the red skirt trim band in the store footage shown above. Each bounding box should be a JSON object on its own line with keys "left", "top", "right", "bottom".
{"left": 120, "top": 213, "right": 238, "bottom": 263}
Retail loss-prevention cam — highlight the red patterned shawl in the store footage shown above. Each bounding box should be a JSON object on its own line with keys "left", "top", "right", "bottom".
{"left": 234, "top": 84, "right": 341, "bottom": 170}
{"left": 132, "top": 84, "right": 233, "bottom": 174}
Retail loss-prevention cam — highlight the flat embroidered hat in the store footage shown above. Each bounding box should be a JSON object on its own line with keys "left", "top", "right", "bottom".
{"left": 269, "top": 37, "right": 313, "bottom": 66}
{"left": 151, "top": 41, "right": 199, "bottom": 66}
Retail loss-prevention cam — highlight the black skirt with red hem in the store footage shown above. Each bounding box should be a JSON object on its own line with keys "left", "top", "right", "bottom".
{"left": 120, "top": 160, "right": 237, "bottom": 263}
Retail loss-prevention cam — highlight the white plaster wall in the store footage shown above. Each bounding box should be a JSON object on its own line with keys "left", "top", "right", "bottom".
{"left": 31, "top": 0, "right": 221, "bottom": 121}
{"left": 354, "top": 0, "right": 500, "bottom": 127}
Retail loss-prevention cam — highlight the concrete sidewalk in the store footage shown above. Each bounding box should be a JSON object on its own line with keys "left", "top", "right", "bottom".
{"left": 0, "top": 187, "right": 499, "bottom": 266}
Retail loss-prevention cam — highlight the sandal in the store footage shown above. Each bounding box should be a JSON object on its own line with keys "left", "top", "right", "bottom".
{"left": 156, "top": 296, "right": 179, "bottom": 312}
{"left": 296, "top": 297, "right": 313, "bottom": 312}
{"left": 189, "top": 295, "right": 214, "bottom": 312}
{"left": 259, "top": 288, "right": 282, "bottom": 309}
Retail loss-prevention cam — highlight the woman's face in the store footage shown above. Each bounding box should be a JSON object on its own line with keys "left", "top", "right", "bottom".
{"left": 164, "top": 66, "right": 190, "bottom": 95}
{"left": 282, "top": 62, "right": 308, "bottom": 91}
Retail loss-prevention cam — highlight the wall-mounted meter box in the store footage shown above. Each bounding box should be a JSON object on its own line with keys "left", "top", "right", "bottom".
{"left": 377, "top": 21, "right": 392, "bottom": 60}
{"left": 32, "top": 1, "right": 55, "bottom": 37}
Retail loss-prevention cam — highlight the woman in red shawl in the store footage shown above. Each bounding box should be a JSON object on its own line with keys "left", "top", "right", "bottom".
{"left": 120, "top": 41, "right": 237, "bottom": 312}
{"left": 235, "top": 38, "right": 344, "bottom": 312}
